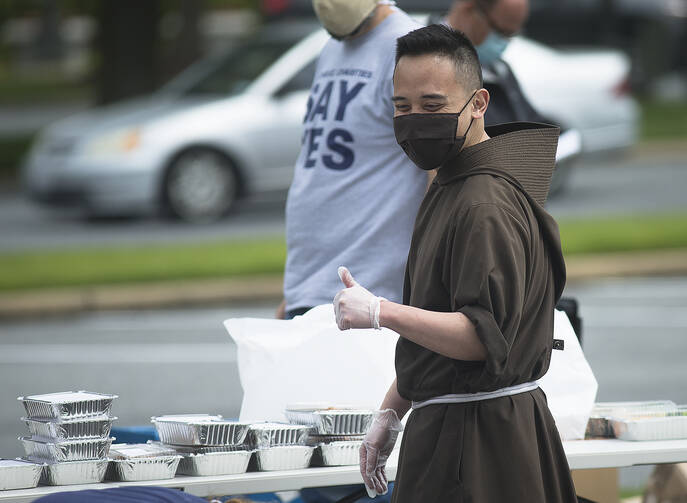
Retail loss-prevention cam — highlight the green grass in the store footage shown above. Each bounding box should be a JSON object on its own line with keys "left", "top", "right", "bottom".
{"left": 0, "top": 71, "right": 93, "bottom": 105}
{"left": 640, "top": 98, "right": 687, "bottom": 140}
{"left": 0, "top": 237, "right": 286, "bottom": 292}
{"left": 0, "top": 214, "right": 686, "bottom": 292}
{"left": 559, "top": 213, "right": 687, "bottom": 256}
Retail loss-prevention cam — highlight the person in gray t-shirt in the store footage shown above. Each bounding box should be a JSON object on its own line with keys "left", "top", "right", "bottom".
{"left": 278, "top": 0, "right": 427, "bottom": 320}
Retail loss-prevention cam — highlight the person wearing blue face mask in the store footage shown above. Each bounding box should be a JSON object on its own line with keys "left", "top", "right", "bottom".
{"left": 445, "top": 0, "right": 526, "bottom": 66}
{"left": 441, "top": 0, "right": 544, "bottom": 126}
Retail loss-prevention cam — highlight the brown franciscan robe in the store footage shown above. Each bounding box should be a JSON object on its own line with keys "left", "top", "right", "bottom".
{"left": 392, "top": 122, "right": 577, "bottom": 503}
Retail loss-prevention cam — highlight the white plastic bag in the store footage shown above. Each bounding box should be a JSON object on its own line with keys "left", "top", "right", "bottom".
{"left": 538, "top": 309, "right": 598, "bottom": 440}
{"left": 224, "top": 304, "right": 398, "bottom": 422}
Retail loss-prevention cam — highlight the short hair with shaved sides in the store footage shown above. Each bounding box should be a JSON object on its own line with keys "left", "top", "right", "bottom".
{"left": 395, "top": 24, "right": 483, "bottom": 92}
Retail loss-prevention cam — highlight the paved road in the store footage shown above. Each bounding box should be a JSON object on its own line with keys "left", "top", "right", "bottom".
{"left": 1, "top": 152, "right": 686, "bottom": 252}
{"left": 1, "top": 276, "right": 686, "bottom": 490}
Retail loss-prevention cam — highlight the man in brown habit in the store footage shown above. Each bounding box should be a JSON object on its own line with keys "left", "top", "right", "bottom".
{"left": 333, "top": 24, "right": 577, "bottom": 502}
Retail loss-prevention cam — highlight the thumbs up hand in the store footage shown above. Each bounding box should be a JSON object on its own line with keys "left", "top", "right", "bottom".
{"left": 333, "top": 266, "right": 385, "bottom": 331}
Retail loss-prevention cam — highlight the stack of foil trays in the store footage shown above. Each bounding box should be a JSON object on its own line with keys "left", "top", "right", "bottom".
{"left": 151, "top": 415, "right": 253, "bottom": 476}
{"left": 285, "top": 405, "right": 375, "bottom": 467}
{"left": 247, "top": 423, "right": 314, "bottom": 471}
{"left": 17, "top": 391, "right": 118, "bottom": 486}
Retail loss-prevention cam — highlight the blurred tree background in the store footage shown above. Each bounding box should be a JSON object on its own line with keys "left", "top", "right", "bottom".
{"left": 0, "top": 0, "right": 685, "bottom": 184}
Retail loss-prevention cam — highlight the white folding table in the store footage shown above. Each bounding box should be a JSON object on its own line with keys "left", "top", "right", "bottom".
{"left": 2, "top": 439, "right": 687, "bottom": 502}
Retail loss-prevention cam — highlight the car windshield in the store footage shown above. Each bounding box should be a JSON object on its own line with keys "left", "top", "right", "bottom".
{"left": 160, "top": 35, "right": 296, "bottom": 97}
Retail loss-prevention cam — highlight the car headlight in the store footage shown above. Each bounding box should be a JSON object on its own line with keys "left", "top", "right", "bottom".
{"left": 84, "top": 127, "right": 142, "bottom": 156}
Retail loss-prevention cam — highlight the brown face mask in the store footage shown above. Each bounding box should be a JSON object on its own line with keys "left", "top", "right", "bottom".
{"left": 393, "top": 91, "right": 476, "bottom": 171}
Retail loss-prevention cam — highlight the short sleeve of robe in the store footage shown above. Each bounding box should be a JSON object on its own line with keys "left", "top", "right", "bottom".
{"left": 445, "top": 202, "right": 530, "bottom": 377}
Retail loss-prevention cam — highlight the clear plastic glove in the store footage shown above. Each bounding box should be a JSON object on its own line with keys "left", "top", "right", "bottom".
{"left": 360, "top": 409, "right": 403, "bottom": 497}
{"left": 334, "top": 266, "right": 385, "bottom": 330}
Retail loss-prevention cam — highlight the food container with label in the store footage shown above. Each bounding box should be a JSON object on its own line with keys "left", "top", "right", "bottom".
{"left": 40, "top": 459, "right": 109, "bottom": 486}
{"left": 177, "top": 450, "right": 253, "bottom": 477}
{"left": 0, "top": 459, "right": 44, "bottom": 491}
{"left": 254, "top": 446, "right": 314, "bottom": 471}
{"left": 22, "top": 415, "right": 115, "bottom": 441}
{"left": 248, "top": 423, "right": 311, "bottom": 449}
{"left": 151, "top": 415, "right": 250, "bottom": 446}
{"left": 585, "top": 401, "right": 679, "bottom": 438}
{"left": 18, "top": 392, "right": 118, "bottom": 421}
{"left": 21, "top": 436, "right": 114, "bottom": 462}
{"left": 109, "top": 443, "right": 179, "bottom": 459}
{"left": 609, "top": 406, "right": 687, "bottom": 441}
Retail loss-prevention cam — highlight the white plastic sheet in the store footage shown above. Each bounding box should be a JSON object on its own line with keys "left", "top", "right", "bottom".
{"left": 224, "top": 304, "right": 398, "bottom": 423}
{"left": 539, "top": 309, "right": 599, "bottom": 440}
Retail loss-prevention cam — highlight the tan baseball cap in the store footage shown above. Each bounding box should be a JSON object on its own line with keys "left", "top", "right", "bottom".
{"left": 312, "top": 0, "right": 378, "bottom": 38}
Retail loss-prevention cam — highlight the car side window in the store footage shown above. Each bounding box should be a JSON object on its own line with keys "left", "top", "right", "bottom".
{"left": 276, "top": 60, "right": 316, "bottom": 97}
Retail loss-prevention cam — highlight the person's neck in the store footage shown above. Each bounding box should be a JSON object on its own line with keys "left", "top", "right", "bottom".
{"left": 463, "top": 122, "right": 490, "bottom": 149}
{"left": 354, "top": 4, "right": 394, "bottom": 38}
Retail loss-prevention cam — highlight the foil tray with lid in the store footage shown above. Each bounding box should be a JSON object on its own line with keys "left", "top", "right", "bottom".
{"left": 177, "top": 450, "right": 253, "bottom": 476}
{"left": 22, "top": 415, "right": 116, "bottom": 441}
{"left": 18, "top": 391, "right": 118, "bottom": 421}
{"left": 305, "top": 434, "right": 365, "bottom": 446}
{"left": 585, "top": 401, "right": 678, "bottom": 438}
{"left": 312, "top": 441, "right": 363, "bottom": 467}
{"left": 248, "top": 423, "right": 311, "bottom": 449}
{"left": 151, "top": 415, "right": 250, "bottom": 446}
{"left": 0, "top": 459, "right": 44, "bottom": 491}
{"left": 21, "top": 436, "right": 114, "bottom": 462}
{"left": 163, "top": 443, "right": 249, "bottom": 455}
{"left": 106, "top": 455, "right": 181, "bottom": 482}
{"left": 610, "top": 406, "right": 687, "bottom": 441}
{"left": 109, "top": 443, "right": 179, "bottom": 459}
{"left": 253, "top": 446, "right": 314, "bottom": 471}
{"left": 40, "top": 459, "right": 109, "bottom": 486}
{"left": 285, "top": 407, "right": 374, "bottom": 435}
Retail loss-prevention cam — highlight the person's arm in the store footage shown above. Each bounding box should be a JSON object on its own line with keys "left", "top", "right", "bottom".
{"left": 275, "top": 299, "right": 286, "bottom": 319}
{"left": 380, "top": 301, "right": 487, "bottom": 361}
{"left": 426, "top": 169, "right": 436, "bottom": 189}
{"left": 335, "top": 266, "right": 486, "bottom": 361}
{"left": 379, "top": 378, "right": 411, "bottom": 420}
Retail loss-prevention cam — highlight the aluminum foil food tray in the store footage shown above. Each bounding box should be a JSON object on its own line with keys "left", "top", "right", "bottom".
{"left": 0, "top": 459, "right": 44, "bottom": 491}
{"left": 305, "top": 434, "right": 365, "bottom": 446}
{"left": 106, "top": 455, "right": 181, "bottom": 482}
{"left": 23, "top": 416, "right": 115, "bottom": 441}
{"left": 109, "top": 443, "right": 178, "bottom": 459}
{"left": 285, "top": 408, "right": 374, "bottom": 435}
{"left": 40, "top": 459, "right": 108, "bottom": 486}
{"left": 165, "top": 443, "right": 249, "bottom": 454}
{"left": 611, "top": 407, "right": 687, "bottom": 441}
{"left": 151, "top": 415, "right": 250, "bottom": 446}
{"left": 248, "top": 423, "right": 310, "bottom": 449}
{"left": 254, "top": 446, "right": 314, "bottom": 471}
{"left": 18, "top": 391, "right": 117, "bottom": 420}
{"left": 585, "top": 401, "right": 678, "bottom": 438}
{"left": 312, "top": 441, "right": 363, "bottom": 467}
{"left": 21, "top": 436, "right": 114, "bottom": 462}
{"left": 177, "top": 451, "right": 252, "bottom": 476}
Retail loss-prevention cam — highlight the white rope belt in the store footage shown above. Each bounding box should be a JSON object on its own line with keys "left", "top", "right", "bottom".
{"left": 411, "top": 381, "right": 539, "bottom": 410}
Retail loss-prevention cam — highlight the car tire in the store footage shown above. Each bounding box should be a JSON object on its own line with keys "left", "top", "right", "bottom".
{"left": 163, "top": 147, "right": 240, "bottom": 222}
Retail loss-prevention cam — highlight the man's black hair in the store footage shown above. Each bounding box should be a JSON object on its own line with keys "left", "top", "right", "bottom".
{"left": 395, "top": 24, "right": 483, "bottom": 91}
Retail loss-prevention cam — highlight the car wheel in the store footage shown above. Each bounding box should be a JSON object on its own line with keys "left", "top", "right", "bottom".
{"left": 164, "top": 148, "right": 239, "bottom": 222}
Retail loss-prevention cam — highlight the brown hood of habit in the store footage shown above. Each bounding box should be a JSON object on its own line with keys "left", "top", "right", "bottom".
{"left": 435, "top": 122, "right": 560, "bottom": 205}
{"left": 435, "top": 121, "right": 566, "bottom": 300}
